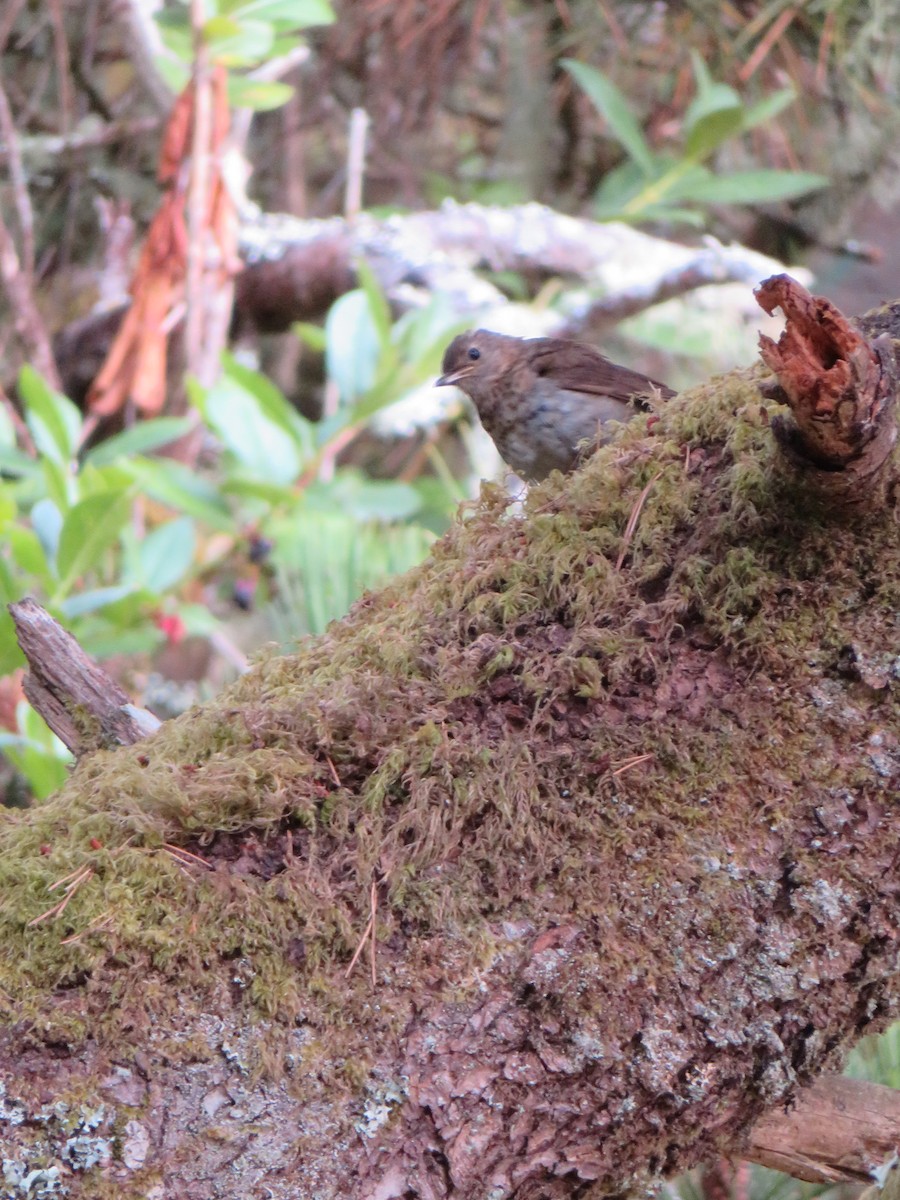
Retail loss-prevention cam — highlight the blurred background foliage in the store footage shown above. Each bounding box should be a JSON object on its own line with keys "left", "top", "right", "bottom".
{"left": 0, "top": 0, "right": 898, "bottom": 1189}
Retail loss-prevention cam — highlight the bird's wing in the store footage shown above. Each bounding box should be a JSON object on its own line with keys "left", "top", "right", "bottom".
{"left": 525, "top": 338, "right": 675, "bottom": 404}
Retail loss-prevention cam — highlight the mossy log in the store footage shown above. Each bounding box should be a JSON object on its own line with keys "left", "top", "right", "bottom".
{"left": 1, "top": 282, "right": 899, "bottom": 1198}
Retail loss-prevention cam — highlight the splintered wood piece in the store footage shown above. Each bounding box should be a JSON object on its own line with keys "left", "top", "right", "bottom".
{"left": 9, "top": 598, "right": 159, "bottom": 757}
{"left": 755, "top": 274, "right": 897, "bottom": 475}
{"left": 745, "top": 1074, "right": 900, "bottom": 1184}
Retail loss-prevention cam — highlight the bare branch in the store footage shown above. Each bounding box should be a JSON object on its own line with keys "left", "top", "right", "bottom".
{"left": 0, "top": 74, "right": 34, "bottom": 275}
{"left": 9, "top": 599, "right": 160, "bottom": 755}
{"left": 745, "top": 1075, "right": 900, "bottom": 1184}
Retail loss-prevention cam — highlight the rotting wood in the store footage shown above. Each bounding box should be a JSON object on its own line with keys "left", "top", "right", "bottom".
{"left": 756, "top": 274, "right": 898, "bottom": 485}
{"left": 9, "top": 597, "right": 159, "bottom": 755}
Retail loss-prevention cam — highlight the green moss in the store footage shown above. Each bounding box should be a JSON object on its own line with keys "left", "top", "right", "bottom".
{"left": 0, "top": 359, "right": 898, "bottom": 1114}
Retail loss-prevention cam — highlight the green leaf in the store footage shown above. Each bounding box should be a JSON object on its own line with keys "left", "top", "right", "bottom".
{"left": 616, "top": 203, "right": 707, "bottom": 228}
{"left": 227, "top": 76, "right": 295, "bottom": 111}
{"left": 31, "top": 498, "right": 63, "bottom": 570}
{"left": 267, "top": 511, "right": 433, "bottom": 638}
{"left": 220, "top": 477, "right": 295, "bottom": 505}
{"left": 220, "top": 356, "right": 315, "bottom": 451}
{"left": 219, "top": 0, "right": 335, "bottom": 25}
{"left": 0, "top": 554, "right": 17, "bottom": 601}
{"left": 205, "top": 16, "right": 274, "bottom": 65}
{"left": 294, "top": 322, "right": 327, "bottom": 352}
{"left": 9, "top": 526, "right": 54, "bottom": 586}
{"left": 155, "top": 18, "right": 194, "bottom": 62}
{"left": 594, "top": 159, "right": 659, "bottom": 217}
{"left": 78, "top": 463, "right": 137, "bottom": 498}
{"left": 391, "top": 298, "right": 467, "bottom": 366}
{"left": 684, "top": 50, "right": 743, "bottom": 158}
{"left": 741, "top": 87, "right": 796, "bottom": 132}
{"left": 305, "top": 473, "right": 422, "bottom": 522}
{"left": 197, "top": 371, "right": 303, "bottom": 483}
{"left": 618, "top": 158, "right": 708, "bottom": 219}
{"left": 58, "top": 585, "right": 136, "bottom": 619}
{"left": 139, "top": 518, "right": 197, "bottom": 592}
{"left": 178, "top": 603, "right": 222, "bottom": 636}
{"left": 0, "top": 607, "right": 25, "bottom": 674}
{"left": 0, "top": 445, "right": 39, "bottom": 477}
{"left": 0, "top": 494, "right": 16, "bottom": 535}
{"left": 325, "top": 289, "right": 383, "bottom": 403}
{"left": 41, "top": 456, "right": 72, "bottom": 514}
{"left": 76, "top": 625, "right": 162, "bottom": 659}
{"left": 154, "top": 54, "right": 190, "bottom": 90}
{"left": 684, "top": 107, "right": 745, "bottom": 160}
{"left": 18, "top": 366, "right": 82, "bottom": 464}
{"left": 83, "top": 417, "right": 194, "bottom": 468}
{"left": 562, "top": 59, "right": 655, "bottom": 175}
{"left": 0, "top": 722, "right": 71, "bottom": 800}
{"left": 652, "top": 161, "right": 720, "bottom": 202}
{"left": 124, "top": 458, "right": 233, "bottom": 530}
{"left": 54, "top": 491, "right": 133, "bottom": 598}
{"left": 356, "top": 259, "right": 393, "bottom": 350}
{"left": 683, "top": 169, "right": 829, "bottom": 204}
{"left": 203, "top": 14, "right": 241, "bottom": 39}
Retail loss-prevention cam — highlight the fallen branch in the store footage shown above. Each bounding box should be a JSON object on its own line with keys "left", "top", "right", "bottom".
{"left": 53, "top": 203, "right": 798, "bottom": 401}
{"left": 745, "top": 1074, "right": 900, "bottom": 1184}
{"left": 9, "top": 598, "right": 159, "bottom": 755}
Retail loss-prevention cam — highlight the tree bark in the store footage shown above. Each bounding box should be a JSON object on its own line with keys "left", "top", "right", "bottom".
{"left": 1, "top": 282, "right": 898, "bottom": 1198}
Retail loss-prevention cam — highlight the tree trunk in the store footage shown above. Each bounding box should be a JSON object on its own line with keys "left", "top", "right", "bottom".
{"left": 1, "top": 282, "right": 898, "bottom": 1198}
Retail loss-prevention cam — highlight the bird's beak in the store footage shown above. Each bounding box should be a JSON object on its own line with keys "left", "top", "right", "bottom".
{"left": 435, "top": 366, "right": 473, "bottom": 388}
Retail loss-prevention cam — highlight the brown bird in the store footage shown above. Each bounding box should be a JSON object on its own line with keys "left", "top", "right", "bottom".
{"left": 436, "top": 329, "right": 674, "bottom": 480}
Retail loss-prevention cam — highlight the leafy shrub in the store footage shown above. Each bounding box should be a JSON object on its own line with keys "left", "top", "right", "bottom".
{"left": 564, "top": 52, "right": 828, "bottom": 227}
{"left": 0, "top": 287, "right": 465, "bottom": 798}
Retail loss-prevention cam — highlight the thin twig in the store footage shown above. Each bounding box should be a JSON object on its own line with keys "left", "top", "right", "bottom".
{"left": 163, "top": 842, "right": 213, "bottom": 868}
{"left": 369, "top": 879, "right": 377, "bottom": 986}
{"left": 46, "top": 0, "right": 73, "bottom": 133}
{"left": 185, "top": 0, "right": 213, "bottom": 385}
{"left": 611, "top": 753, "right": 654, "bottom": 777}
{"left": 0, "top": 0, "right": 28, "bottom": 55}
{"left": 615, "top": 471, "right": 662, "bottom": 571}
{"left": 60, "top": 911, "right": 113, "bottom": 945}
{"left": 815, "top": 7, "right": 835, "bottom": 91}
{"left": 0, "top": 380, "right": 36, "bottom": 455}
{"left": 345, "top": 915, "right": 374, "bottom": 978}
{"left": 0, "top": 207, "right": 61, "bottom": 386}
{"left": 297, "top": 422, "right": 364, "bottom": 490}
{"left": 0, "top": 76, "right": 34, "bottom": 275}
{"left": 344, "top": 108, "right": 370, "bottom": 222}
{"left": 49, "top": 862, "right": 94, "bottom": 891}
{"left": 324, "top": 755, "right": 342, "bottom": 789}
{"left": 738, "top": 7, "right": 797, "bottom": 82}
{"left": 28, "top": 865, "right": 94, "bottom": 926}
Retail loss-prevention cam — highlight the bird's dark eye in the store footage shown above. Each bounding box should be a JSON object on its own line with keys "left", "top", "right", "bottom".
{"left": 467, "top": 347, "right": 481, "bottom": 361}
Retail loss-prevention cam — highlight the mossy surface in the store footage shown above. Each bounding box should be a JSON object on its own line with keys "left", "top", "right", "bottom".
{"left": 0, "top": 361, "right": 898, "bottom": 1092}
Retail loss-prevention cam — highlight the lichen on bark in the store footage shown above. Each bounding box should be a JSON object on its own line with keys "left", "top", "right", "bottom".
{"left": 0, "top": 303, "right": 898, "bottom": 1198}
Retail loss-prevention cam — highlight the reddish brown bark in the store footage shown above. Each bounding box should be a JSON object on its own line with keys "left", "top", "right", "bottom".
{"left": 756, "top": 274, "right": 897, "bottom": 484}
